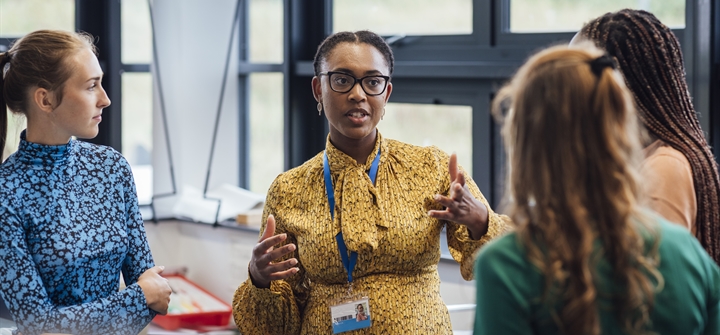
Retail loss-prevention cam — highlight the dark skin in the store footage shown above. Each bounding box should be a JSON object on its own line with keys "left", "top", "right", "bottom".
{"left": 313, "top": 43, "right": 390, "bottom": 165}
{"left": 249, "top": 42, "right": 489, "bottom": 289}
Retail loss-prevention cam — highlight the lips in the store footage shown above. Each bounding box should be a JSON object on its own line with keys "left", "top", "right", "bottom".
{"left": 344, "top": 108, "right": 371, "bottom": 126}
{"left": 346, "top": 108, "right": 369, "bottom": 118}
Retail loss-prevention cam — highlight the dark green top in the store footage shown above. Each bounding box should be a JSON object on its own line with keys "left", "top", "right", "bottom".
{"left": 474, "top": 218, "right": 720, "bottom": 335}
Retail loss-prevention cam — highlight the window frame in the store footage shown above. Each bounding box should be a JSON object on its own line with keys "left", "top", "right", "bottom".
{"left": 494, "top": 0, "right": 686, "bottom": 47}
{"left": 11, "top": 0, "right": 712, "bottom": 209}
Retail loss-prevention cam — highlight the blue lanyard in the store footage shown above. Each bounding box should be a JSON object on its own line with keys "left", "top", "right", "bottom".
{"left": 323, "top": 147, "right": 381, "bottom": 283}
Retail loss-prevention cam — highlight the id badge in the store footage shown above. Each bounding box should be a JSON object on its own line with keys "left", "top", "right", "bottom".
{"left": 330, "top": 297, "right": 372, "bottom": 333}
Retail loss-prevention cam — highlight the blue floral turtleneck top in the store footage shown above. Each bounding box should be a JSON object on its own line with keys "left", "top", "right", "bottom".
{"left": 0, "top": 132, "right": 156, "bottom": 335}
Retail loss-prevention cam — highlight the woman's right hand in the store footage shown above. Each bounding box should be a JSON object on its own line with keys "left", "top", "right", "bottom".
{"left": 249, "top": 214, "right": 299, "bottom": 288}
{"left": 137, "top": 265, "right": 172, "bottom": 315}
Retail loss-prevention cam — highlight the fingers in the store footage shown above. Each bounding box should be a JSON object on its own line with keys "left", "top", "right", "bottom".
{"left": 253, "top": 233, "right": 289, "bottom": 257}
{"left": 155, "top": 285, "right": 171, "bottom": 315}
{"left": 257, "top": 243, "right": 297, "bottom": 266}
{"left": 456, "top": 170, "right": 466, "bottom": 188}
{"left": 433, "top": 194, "right": 455, "bottom": 208}
{"left": 267, "top": 267, "right": 300, "bottom": 282}
{"left": 428, "top": 194, "right": 458, "bottom": 222}
{"left": 450, "top": 181, "right": 466, "bottom": 202}
{"left": 250, "top": 215, "right": 299, "bottom": 287}
{"left": 448, "top": 153, "right": 458, "bottom": 183}
{"left": 264, "top": 258, "right": 300, "bottom": 277}
{"left": 259, "top": 214, "right": 276, "bottom": 242}
{"left": 430, "top": 180, "right": 470, "bottom": 221}
{"left": 428, "top": 209, "right": 454, "bottom": 221}
{"left": 148, "top": 265, "right": 165, "bottom": 275}
{"left": 438, "top": 183, "right": 468, "bottom": 207}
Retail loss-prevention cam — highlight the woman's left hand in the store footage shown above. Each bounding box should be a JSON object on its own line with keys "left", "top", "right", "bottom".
{"left": 428, "top": 153, "right": 489, "bottom": 240}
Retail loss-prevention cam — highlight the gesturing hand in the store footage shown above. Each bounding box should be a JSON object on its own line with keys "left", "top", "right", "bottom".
{"left": 248, "top": 215, "right": 299, "bottom": 288}
{"left": 137, "top": 265, "right": 172, "bottom": 315}
{"left": 428, "top": 153, "right": 489, "bottom": 240}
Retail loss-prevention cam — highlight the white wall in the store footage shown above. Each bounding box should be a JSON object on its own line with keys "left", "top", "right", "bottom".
{"left": 151, "top": 0, "right": 240, "bottom": 219}
{"left": 144, "top": 221, "right": 255, "bottom": 319}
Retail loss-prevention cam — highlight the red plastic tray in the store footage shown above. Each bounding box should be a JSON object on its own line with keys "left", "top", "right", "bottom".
{"left": 152, "top": 274, "right": 232, "bottom": 330}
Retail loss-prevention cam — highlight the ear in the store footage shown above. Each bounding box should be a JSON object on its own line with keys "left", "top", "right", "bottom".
{"left": 383, "top": 82, "right": 393, "bottom": 104}
{"left": 33, "top": 87, "right": 56, "bottom": 114}
{"left": 311, "top": 76, "right": 322, "bottom": 103}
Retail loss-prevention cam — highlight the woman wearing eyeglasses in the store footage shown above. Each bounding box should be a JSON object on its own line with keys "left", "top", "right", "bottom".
{"left": 231, "top": 30, "right": 510, "bottom": 335}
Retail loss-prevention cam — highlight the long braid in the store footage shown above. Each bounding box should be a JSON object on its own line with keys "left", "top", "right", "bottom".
{"left": 581, "top": 9, "right": 720, "bottom": 263}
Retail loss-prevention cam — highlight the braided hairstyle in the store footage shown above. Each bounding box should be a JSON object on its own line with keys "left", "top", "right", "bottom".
{"left": 313, "top": 30, "right": 394, "bottom": 77}
{"left": 580, "top": 9, "right": 720, "bottom": 263}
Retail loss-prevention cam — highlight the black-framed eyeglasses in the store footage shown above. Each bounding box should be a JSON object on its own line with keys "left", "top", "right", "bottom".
{"left": 318, "top": 71, "right": 390, "bottom": 96}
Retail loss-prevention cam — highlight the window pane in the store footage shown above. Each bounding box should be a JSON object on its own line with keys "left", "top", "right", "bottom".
{"left": 122, "top": 72, "right": 153, "bottom": 205}
{"left": 510, "top": 0, "right": 685, "bottom": 33}
{"left": 380, "top": 103, "right": 473, "bottom": 175}
{"left": 0, "top": 0, "right": 74, "bottom": 36}
{"left": 249, "top": 73, "right": 284, "bottom": 194}
{"left": 122, "top": 0, "right": 153, "bottom": 64}
{"left": 2, "top": 110, "right": 26, "bottom": 161}
{"left": 249, "top": 0, "right": 283, "bottom": 63}
{"left": 333, "top": 0, "right": 472, "bottom": 36}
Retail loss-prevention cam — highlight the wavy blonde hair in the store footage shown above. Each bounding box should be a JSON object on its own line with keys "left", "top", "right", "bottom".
{"left": 493, "top": 44, "right": 663, "bottom": 335}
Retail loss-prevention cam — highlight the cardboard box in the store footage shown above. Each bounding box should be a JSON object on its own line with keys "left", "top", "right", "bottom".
{"left": 235, "top": 208, "right": 263, "bottom": 227}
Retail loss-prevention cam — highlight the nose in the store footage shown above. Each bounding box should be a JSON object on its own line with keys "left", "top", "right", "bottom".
{"left": 347, "top": 80, "right": 367, "bottom": 102}
{"left": 98, "top": 85, "right": 111, "bottom": 108}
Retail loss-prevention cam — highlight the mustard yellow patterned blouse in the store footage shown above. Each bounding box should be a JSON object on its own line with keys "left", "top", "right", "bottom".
{"left": 232, "top": 132, "right": 510, "bottom": 335}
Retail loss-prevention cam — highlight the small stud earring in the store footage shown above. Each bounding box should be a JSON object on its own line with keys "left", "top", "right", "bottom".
{"left": 317, "top": 102, "right": 323, "bottom": 116}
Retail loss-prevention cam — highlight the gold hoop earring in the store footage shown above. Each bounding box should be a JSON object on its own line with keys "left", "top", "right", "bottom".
{"left": 317, "top": 102, "right": 323, "bottom": 116}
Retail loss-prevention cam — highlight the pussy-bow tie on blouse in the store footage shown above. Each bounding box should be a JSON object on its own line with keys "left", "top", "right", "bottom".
{"left": 324, "top": 133, "right": 390, "bottom": 254}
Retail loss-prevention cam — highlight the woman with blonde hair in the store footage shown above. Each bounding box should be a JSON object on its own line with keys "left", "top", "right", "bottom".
{"left": 473, "top": 44, "right": 720, "bottom": 334}
{"left": 0, "top": 30, "right": 170, "bottom": 335}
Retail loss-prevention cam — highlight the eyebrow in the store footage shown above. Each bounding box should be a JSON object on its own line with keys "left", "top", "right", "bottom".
{"left": 332, "top": 68, "right": 386, "bottom": 76}
{"left": 86, "top": 75, "right": 103, "bottom": 82}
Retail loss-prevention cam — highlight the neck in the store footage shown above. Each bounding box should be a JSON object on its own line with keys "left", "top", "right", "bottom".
{"left": 329, "top": 129, "right": 377, "bottom": 165}
{"left": 26, "top": 118, "right": 71, "bottom": 146}
{"left": 642, "top": 132, "right": 659, "bottom": 148}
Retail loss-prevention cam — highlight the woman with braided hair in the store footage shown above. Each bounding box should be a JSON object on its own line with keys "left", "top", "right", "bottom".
{"left": 474, "top": 43, "right": 719, "bottom": 335}
{"left": 576, "top": 9, "right": 720, "bottom": 263}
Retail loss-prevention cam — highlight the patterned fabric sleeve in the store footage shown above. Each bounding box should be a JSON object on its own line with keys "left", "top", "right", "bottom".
{"left": 0, "top": 204, "right": 153, "bottom": 335}
{"left": 430, "top": 147, "right": 512, "bottom": 280}
{"left": 447, "top": 177, "right": 511, "bottom": 280}
{"left": 232, "top": 176, "right": 306, "bottom": 335}
{"left": 117, "top": 155, "right": 157, "bottom": 324}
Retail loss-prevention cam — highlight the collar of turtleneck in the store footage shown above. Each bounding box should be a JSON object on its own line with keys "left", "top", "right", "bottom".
{"left": 14, "top": 130, "right": 75, "bottom": 167}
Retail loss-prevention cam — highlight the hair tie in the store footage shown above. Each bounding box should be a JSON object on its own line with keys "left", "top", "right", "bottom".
{"left": 589, "top": 54, "right": 617, "bottom": 77}
{"left": 1, "top": 52, "right": 10, "bottom": 79}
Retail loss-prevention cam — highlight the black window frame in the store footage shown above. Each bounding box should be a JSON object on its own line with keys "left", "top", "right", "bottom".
{"left": 68, "top": 0, "right": 714, "bottom": 209}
